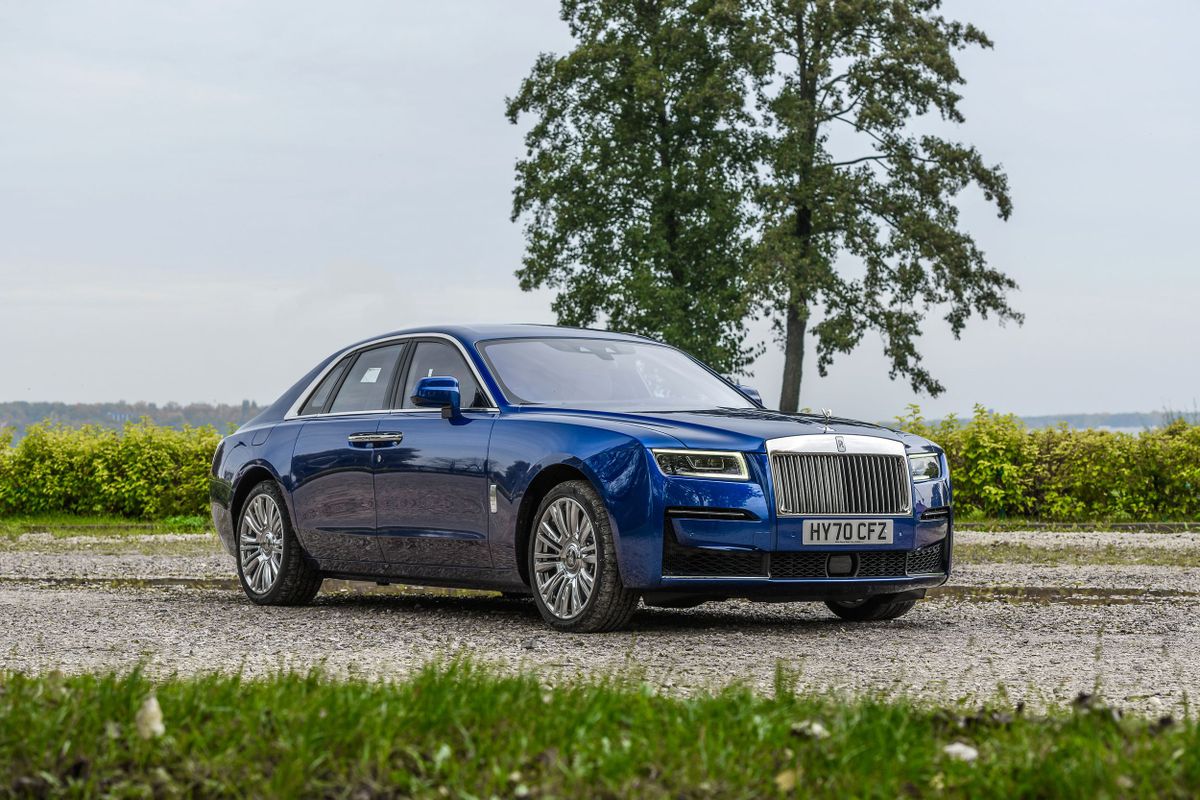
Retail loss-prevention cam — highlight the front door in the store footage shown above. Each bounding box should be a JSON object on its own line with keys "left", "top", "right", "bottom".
{"left": 374, "top": 339, "right": 496, "bottom": 568}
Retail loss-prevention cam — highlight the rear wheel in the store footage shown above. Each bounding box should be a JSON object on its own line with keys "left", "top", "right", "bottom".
{"left": 528, "top": 481, "right": 639, "bottom": 632}
{"left": 236, "top": 481, "right": 322, "bottom": 606}
{"left": 825, "top": 594, "right": 916, "bottom": 621}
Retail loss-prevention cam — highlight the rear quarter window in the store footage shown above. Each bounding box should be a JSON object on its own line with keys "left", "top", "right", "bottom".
{"left": 298, "top": 358, "right": 350, "bottom": 416}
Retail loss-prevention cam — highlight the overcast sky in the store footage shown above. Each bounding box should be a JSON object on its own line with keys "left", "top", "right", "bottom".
{"left": 1, "top": 1, "right": 1197, "bottom": 420}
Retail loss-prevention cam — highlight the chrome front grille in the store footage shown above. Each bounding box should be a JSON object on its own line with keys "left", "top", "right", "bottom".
{"left": 771, "top": 453, "right": 911, "bottom": 516}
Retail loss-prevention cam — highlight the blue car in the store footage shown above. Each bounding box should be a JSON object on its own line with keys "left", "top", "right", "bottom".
{"left": 210, "top": 324, "right": 952, "bottom": 632}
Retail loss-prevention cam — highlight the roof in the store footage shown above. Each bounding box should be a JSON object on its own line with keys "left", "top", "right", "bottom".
{"left": 365, "top": 323, "right": 654, "bottom": 345}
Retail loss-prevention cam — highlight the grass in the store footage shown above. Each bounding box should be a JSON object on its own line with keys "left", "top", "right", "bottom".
{"left": 0, "top": 664, "right": 1196, "bottom": 799}
{"left": 6, "top": 514, "right": 1200, "bottom": 564}
{"left": 956, "top": 519, "right": 1200, "bottom": 533}
{"left": 0, "top": 514, "right": 210, "bottom": 539}
{"left": 0, "top": 514, "right": 218, "bottom": 555}
{"left": 955, "top": 541, "right": 1200, "bottom": 569}
{"left": 5, "top": 514, "right": 1199, "bottom": 538}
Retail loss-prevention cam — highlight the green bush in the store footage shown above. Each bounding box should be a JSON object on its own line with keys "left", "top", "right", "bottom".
{"left": 898, "top": 405, "right": 1200, "bottom": 521}
{"left": 0, "top": 411, "right": 1197, "bottom": 522}
{"left": 0, "top": 420, "right": 219, "bottom": 519}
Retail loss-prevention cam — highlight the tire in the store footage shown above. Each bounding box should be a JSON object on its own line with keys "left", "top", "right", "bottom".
{"left": 235, "top": 480, "right": 322, "bottom": 606}
{"left": 528, "top": 480, "right": 639, "bottom": 632}
{"left": 825, "top": 595, "right": 916, "bottom": 621}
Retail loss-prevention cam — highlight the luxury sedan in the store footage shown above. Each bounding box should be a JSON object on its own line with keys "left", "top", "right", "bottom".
{"left": 210, "top": 324, "right": 952, "bottom": 632}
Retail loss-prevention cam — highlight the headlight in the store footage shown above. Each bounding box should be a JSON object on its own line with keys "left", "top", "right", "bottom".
{"left": 908, "top": 453, "right": 942, "bottom": 482}
{"left": 652, "top": 449, "right": 749, "bottom": 480}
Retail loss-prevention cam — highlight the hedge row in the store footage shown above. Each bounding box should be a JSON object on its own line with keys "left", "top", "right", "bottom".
{"left": 1, "top": 410, "right": 1198, "bottom": 521}
{"left": 0, "top": 421, "right": 220, "bottom": 519}
{"left": 898, "top": 405, "right": 1200, "bottom": 521}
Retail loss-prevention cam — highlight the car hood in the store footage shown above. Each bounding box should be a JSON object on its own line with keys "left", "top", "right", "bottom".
{"left": 520, "top": 407, "right": 934, "bottom": 453}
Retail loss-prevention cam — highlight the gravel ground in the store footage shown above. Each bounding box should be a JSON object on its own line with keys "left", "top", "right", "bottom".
{"left": 959, "top": 529, "right": 1200, "bottom": 551}
{"left": 1, "top": 530, "right": 1197, "bottom": 715}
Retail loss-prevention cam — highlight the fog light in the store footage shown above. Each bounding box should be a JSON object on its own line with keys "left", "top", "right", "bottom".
{"left": 827, "top": 554, "right": 854, "bottom": 576}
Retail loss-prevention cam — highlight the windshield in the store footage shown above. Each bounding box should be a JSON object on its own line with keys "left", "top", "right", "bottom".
{"left": 478, "top": 338, "right": 755, "bottom": 411}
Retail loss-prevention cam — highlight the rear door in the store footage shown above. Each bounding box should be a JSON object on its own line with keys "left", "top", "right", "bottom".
{"left": 373, "top": 339, "right": 497, "bottom": 569}
{"left": 290, "top": 342, "right": 408, "bottom": 563}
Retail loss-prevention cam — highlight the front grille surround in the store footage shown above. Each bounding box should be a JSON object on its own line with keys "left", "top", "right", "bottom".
{"left": 771, "top": 452, "right": 911, "bottom": 516}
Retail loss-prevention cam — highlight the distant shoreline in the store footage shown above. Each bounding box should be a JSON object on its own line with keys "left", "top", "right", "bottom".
{"left": 918, "top": 410, "right": 1199, "bottom": 432}
{"left": 2, "top": 400, "right": 1196, "bottom": 441}
{"left": 0, "top": 400, "right": 264, "bottom": 440}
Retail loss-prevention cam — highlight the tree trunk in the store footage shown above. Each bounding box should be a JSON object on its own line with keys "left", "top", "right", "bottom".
{"left": 778, "top": 8, "right": 816, "bottom": 414}
{"left": 779, "top": 298, "right": 807, "bottom": 412}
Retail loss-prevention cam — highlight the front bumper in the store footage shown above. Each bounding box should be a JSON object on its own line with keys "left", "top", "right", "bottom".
{"left": 628, "top": 449, "right": 953, "bottom": 597}
{"left": 211, "top": 498, "right": 237, "bottom": 557}
{"left": 644, "top": 573, "right": 946, "bottom": 605}
{"left": 657, "top": 522, "right": 951, "bottom": 597}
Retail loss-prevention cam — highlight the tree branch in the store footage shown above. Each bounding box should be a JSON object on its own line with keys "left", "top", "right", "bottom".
{"left": 830, "top": 154, "right": 890, "bottom": 167}
{"left": 818, "top": 90, "right": 866, "bottom": 123}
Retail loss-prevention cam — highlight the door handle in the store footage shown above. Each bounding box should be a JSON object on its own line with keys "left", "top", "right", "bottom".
{"left": 347, "top": 432, "right": 404, "bottom": 445}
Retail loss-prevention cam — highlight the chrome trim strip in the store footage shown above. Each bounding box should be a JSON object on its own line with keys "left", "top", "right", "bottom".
{"left": 659, "top": 575, "right": 931, "bottom": 584}
{"left": 284, "top": 332, "right": 500, "bottom": 421}
{"left": 660, "top": 575, "right": 771, "bottom": 581}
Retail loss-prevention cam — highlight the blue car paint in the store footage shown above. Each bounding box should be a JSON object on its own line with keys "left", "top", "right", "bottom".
{"left": 210, "top": 324, "right": 953, "bottom": 599}
{"left": 374, "top": 410, "right": 495, "bottom": 568}
{"left": 290, "top": 415, "right": 381, "bottom": 561}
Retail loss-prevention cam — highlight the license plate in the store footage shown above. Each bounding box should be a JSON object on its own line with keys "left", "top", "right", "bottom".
{"left": 803, "top": 520, "right": 893, "bottom": 545}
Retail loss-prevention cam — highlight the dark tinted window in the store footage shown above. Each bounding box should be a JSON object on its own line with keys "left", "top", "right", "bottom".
{"left": 298, "top": 357, "right": 351, "bottom": 416}
{"left": 401, "top": 341, "right": 488, "bottom": 409}
{"left": 327, "top": 344, "right": 405, "bottom": 414}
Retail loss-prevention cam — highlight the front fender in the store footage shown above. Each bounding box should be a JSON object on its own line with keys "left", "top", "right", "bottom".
{"left": 488, "top": 416, "right": 682, "bottom": 587}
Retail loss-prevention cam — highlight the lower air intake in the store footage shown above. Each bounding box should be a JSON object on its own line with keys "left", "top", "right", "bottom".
{"left": 906, "top": 541, "right": 946, "bottom": 574}
{"left": 663, "top": 537, "right": 947, "bottom": 579}
{"left": 662, "top": 533, "right": 767, "bottom": 577}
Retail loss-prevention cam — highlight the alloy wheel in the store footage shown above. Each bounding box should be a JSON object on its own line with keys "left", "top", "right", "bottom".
{"left": 240, "top": 493, "right": 285, "bottom": 594}
{"left": 533, "top": 497, "right": 598, "bottom": 620}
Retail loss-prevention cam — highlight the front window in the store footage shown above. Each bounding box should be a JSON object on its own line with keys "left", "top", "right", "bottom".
{"left": 478, "top": 338, "right": 755, "bottom": 411}
{"left": 400, "top": 341, "right": 489, "bottom": 409}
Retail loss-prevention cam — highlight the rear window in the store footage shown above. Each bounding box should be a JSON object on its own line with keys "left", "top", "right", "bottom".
{"left": 327, "top": 344, "right": 406, "bottom": 414}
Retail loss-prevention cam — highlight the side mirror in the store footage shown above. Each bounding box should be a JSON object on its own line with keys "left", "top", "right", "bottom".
{"left": 412, "top": 376, "right": 461, "bottom": 419}
{"left": 737, "top": 384, "right": 763, "bottom": 406}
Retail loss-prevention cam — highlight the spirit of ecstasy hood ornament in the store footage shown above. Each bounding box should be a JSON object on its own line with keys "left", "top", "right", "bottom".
{"left": 821, "top": 407, "right": 834, "bottom": 434}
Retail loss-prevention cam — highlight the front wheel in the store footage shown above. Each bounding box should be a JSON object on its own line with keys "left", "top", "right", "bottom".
{"left": 236, "top": 481, "right": 322, "bottom": 606}
{"left": 825, "top": 595, "right": 916, "bottom": 621}
{"left": 528, "top": 481, "right": 639, "bottom": 632}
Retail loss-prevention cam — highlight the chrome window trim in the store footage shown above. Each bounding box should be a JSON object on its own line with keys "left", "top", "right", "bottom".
{"left": 284, "top": 332, "right": 500, "bottom": 421}
{"left": 766, "top": 434, "right": 914, "bottom": 518}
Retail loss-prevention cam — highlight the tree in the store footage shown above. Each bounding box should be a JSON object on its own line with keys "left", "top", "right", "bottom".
{"left": 746, "top": 0, "right": 1020, "bottom": 411}
{"left": 507, "top": 0, "right": 760, "bottom": 375}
